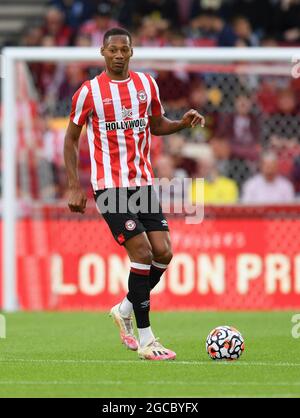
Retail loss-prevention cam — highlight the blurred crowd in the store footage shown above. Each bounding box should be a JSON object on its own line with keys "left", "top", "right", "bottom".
{"left": 20, "top": 0, "right": 300, "bottom": 50}
{"left": 32, "top": 76, "right": 300, "bottom": 206}
{"left": 4, "top": 0, "right": 300, "bottom": 205}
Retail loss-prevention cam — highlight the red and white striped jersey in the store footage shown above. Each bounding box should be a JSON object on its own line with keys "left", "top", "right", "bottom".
{"left": 70, "top": 71, "right": 165, "bottom": 190}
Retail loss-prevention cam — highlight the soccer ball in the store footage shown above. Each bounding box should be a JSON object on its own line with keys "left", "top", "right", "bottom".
{"left": 206, "top": 326, "right": 245, "bottom": 361}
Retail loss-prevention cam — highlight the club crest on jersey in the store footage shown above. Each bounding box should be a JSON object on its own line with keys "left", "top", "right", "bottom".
{"left": 125, "top": 220, "right": 136, "bottom": 231}
{"left": 137, "top": 90, "right": 147, "bottom": 103}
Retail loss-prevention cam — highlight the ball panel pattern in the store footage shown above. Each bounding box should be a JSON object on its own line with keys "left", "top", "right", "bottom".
{"left": 206, "top": 326, "right": 244, "bottom": 361}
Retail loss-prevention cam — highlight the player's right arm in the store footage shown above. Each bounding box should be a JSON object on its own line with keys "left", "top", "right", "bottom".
{"left": 64, "top": 120, "right": 87, "bottom": 214}
{"left": 64, "top": 81, "right": 92, "bottom": 214}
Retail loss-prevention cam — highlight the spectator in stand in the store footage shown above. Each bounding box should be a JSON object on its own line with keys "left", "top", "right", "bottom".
{"left": 211, "top": 12, "right": 237, "bottom": 47}
{"left": 155, "top": 70, "right": 190, "bottom": 112}
{"left": 22, "top": 26, "right": 44, "bottom": 97}
{"left": 164, "top": 134, "right": 197, "bottom": 177}
{"left": 35, "top": 115, "right": 63, "bottom": 200}
{"left": 189, "top": 146, "right": 239, "bottom": 205}
{"left": 241, "top": 151, "right": 295, "bottom": 204}
{"left": 30, "top": 35, "right": 61, "bottom": 102}
{"left": 226, "top": 0, "right": 274, "bottom": 35}
{"left": 271, "top": 0, "right": 300, "bottom": 45}
{"left": 153, "top": 154, "right": 187, "bottom": 206}
{"left": 188, "top": 78, "right": 217, "bottom": 142}
{"left": 57, "top": 64, "right": 88, "bottom": 115}
{"left": 42, "top": 7, "right": 73, "bottom": 46}
{"left": 74, "top": 33, "right": 92, "bottom": 47}
{"left": 210, "top": 135, "right": 251, "bottom": 190}
{"left": 232, "top": 16, "right": 259, "bottom": 46}
{"left": 137, "top": 16, "right": 169, "bottom": 46}
{"left": 187, "top": 11, "right": 217, "bottom": 46}
{"left": 166, "top": 30, "right": 187, "bottom": 46}
{"left": 217, "top": 93, "right": 261, "bottom": 162}
{"left": 59, "top": 63, "right": 88, "bottom": 100}
{"left": 256, "top": 79, "right": 279, "bottom": 114}
{"left": 21, "top": 26, "right": 43, "bottom": 47}
{"left": 41, "top": 34, "right": 56, "bottom": 47}
{"left": 265, "top": 88, "right": 300, "bottom": 140}
{"left": 191, "top": 0, "right": 224, "bottom": 17}
{"left": 290, "top": 73, "right": 300, "bottom": 108}
{"left": 292, "top": 155, "right": 300, "bottom": 195}
{"left": 176, "top": 0, "right": 195, "bottom": 26}
{"left": 210, "top": 136, "right": 235, "bottom": 178}
{"left": 50, "top": 0, "right": 94, "bottom": 29}
{"left": 215, "top": 93, "right": 260, "bottom": 189}
{"left": 269, "top": 135, "right": 300, "bottom": 190}
{"left": 187, "top": 10, "right": 237, "bottom": 47}
{"left": 109, "top": 0, "right": 135, "bottom": 29}
{"left": 277, "top": 87, "right": 298, "bottom": 116}
{"left": 260, "top": 35, "right": 279, "bottom": 47}
{"left": 79, "top": 2, "right": 119, "bottom": 47}
{"left": 154, "top": 154, "right": 175, "bottom": 179}
{"left": 135, "top": 0, "right": 179, "bottom": 27}
{"left": 74, "top": 33, "right": 100, "bottom": 79}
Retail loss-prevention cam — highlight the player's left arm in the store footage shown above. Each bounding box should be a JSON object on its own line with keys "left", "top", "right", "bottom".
{"left": 149, "top": 110, "right": 205, "bottom": 136}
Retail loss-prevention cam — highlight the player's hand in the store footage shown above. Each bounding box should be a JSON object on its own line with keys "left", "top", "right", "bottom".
{"left": 181, "top": 109, "right": 205, "bottom": 129}
{"left": 67, "top": 186, "right": 87, "bottom": 214}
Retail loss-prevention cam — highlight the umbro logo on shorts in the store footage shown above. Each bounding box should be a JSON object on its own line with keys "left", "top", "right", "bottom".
{"left": 161, "top": 220, "right": 168, "bottom": 227}
{"left": 125, "top": 220, "right": 136, "bottom": 231}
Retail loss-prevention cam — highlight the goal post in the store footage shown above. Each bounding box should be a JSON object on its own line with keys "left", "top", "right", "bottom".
{"left": 1, "top": 46, "right": 300, "bottom": 312}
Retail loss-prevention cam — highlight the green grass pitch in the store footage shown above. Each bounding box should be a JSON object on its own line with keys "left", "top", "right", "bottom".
{"left": 0, "top": 311, "right": 299, "bottom": 398}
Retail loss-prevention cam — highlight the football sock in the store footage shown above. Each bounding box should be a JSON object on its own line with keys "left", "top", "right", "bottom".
{"left": 149, "top": 261, "right": 168, "bottom": 290}
{"left": 138, "top": 326, "right": 155, "bottom": 348}
{"left": 119, "top": 296, "right": 133, "bottom": 318}
{"left": 127, "top": 262, "right": 151, "bottom": 329}
{"left": 121, "top": 261, "right": 169, "bottom": 317}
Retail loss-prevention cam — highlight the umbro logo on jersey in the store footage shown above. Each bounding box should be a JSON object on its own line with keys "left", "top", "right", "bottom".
{"left": 103, "top": 98, "right": 112, "bottom": 105}
{"left": 121, "top": 106, "right": 133, "bottom": 120}
{"left": 137, "top": 90, "right": 147, "bottom": 103}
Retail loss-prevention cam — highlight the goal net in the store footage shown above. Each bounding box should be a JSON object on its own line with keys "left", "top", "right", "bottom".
{"left": 2, "top": 47, "right": 300, "bottom": 311}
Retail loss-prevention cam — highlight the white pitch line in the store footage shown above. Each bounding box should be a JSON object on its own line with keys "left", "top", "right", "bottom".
{"left": 0, "top": 381, "right": 299, "bottom": 387}
{"left": 1, "top": 359, "right": 300, "bottom": 367}
{"left": 218, "top": 394, "right": 299, "bottom": 398}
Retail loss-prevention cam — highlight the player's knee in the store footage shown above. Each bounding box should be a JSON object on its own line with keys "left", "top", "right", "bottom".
{"left": 160, "top": 248, "right": 173, "bottom": 265}
{"left": 134, "top": 244, "right": 153, "bottom": 265}
{"left": 153, "top": 245, "right": 173, "bottom": 265}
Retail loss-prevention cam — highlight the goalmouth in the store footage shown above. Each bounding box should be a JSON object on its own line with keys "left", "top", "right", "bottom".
{"left": 1, "top": 46, "right": 300, "bottom": 311}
